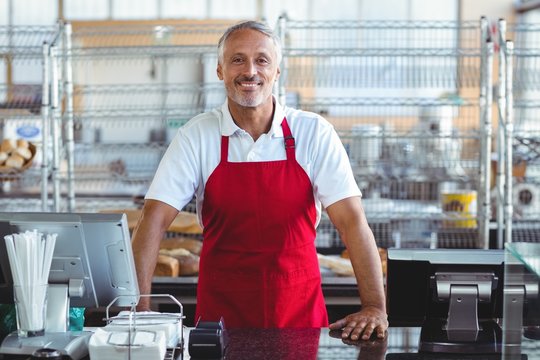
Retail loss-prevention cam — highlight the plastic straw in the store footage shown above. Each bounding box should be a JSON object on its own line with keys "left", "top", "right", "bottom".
{"left": 4, "top": 230, "right": 57, "bottom": 332}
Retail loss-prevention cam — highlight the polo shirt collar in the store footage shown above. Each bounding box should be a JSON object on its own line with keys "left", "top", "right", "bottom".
{"left": 220, "top": 96, "right": 286, "bottom": 138}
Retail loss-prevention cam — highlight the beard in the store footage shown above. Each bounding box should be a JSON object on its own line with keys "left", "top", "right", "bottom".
{"left": 226, "top": 75, "right": 272, "bottom": 108}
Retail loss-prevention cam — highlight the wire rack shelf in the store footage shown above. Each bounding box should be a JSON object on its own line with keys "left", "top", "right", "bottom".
{"left": 499, "top": 22, "right": 540, "bottom": 243}
{"left": 280, "top": 17, "right": 492, "bottom": 249}
{"left": 0, "top": 25, "right": 60, "bottom": 59}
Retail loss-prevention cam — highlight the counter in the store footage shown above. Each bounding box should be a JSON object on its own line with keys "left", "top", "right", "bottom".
{"left": 2, "top": 326, "right": 537, "bottom": 359}
{"left": 0, "top": 327, "right": 420, "bottom": 360}
{"left": 184, "top": 327, "right": 419, "bottom": 360}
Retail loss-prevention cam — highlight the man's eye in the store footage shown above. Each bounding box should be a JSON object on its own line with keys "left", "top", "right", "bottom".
{"left": 232, "top": 58, "right": 243, "bottom": 64}
{"left": 258, "top": 58, "right": 269, "bottom": 64}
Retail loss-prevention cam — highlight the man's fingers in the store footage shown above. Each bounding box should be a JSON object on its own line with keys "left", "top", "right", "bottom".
{"left": 361, "top": 323, "right": 376, "bottom": 340}
{"left": 328, "top": 318, "right": 347, "bottom": 330}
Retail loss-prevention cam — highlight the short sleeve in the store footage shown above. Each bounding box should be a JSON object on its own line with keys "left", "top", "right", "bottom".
{"left": 311, "top": 120, "right": 362, "bottom": 208}
{"left": 145, "top": 129, "right": 199, "bottom": 211}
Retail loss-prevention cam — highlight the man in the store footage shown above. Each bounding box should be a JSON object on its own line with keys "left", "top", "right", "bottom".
{"left": 131, "top": 20, "right": 388, "bottom": 340}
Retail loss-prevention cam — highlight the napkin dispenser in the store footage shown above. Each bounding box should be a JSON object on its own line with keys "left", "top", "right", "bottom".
{"left": 188, "top": 319, "right": 227, "bottom": 359}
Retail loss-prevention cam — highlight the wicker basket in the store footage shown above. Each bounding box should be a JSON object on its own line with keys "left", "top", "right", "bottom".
{"left": 0, "top": 142, "right": 37, "bottom": 179}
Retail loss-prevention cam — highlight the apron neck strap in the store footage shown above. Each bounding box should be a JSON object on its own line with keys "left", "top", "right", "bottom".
{"left": 220, "top": 136, "right": 229, "bottom": 163}
{"left": 281, "top": 117, "right": 296, "bottom": 160}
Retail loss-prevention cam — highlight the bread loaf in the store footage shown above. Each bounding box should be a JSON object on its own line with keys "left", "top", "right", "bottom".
{"left": 1, "top": 139, "right": 16, "bottom": 153}
{"left": 15, "top": 147, "right": 32, "bottom": 160}
{"left": 153, "top": 254, "right": 179, "bottom": 277}
{"left": 0, "top": 151, "right": 8, "bottom": 165}
{"left": 160, "top": 248, "right": 190, "bottom": 257}
{"left": 16, "top": 139, "right": 29, "bottom": 149}
{"left": 5, "top": 154, "right": 24, "bottom": 169}
{"left": 159, "top": 237, "right": 203, "bottom": 255}
{"left": 159, "top": 248, "right": 200, "bottom": 276}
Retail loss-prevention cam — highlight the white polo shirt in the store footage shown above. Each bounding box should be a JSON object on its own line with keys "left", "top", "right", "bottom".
{"left": 145, "top": 97, "right": 361, "bottom": 227}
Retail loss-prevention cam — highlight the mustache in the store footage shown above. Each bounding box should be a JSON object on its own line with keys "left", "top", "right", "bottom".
{"left": 236, "top": 76, "right": 262, "bottom": 83}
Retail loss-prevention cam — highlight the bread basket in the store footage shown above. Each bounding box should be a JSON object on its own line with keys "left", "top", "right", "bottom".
{"left": 0, "top": 142, "right": 37, "bottom": 179}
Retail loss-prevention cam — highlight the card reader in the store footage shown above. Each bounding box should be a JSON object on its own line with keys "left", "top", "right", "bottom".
{"left": 188, "top": 318, "right": 228, "bottom": 359}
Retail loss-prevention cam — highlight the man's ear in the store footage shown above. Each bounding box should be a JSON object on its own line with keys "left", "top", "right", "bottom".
{"left": 217, "top": 63, "right": 223, "bottom": 80}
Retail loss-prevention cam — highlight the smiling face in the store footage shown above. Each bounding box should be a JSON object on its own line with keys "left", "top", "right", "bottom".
{"left": 217, "top": 28, "right": 280, "bottom": 109}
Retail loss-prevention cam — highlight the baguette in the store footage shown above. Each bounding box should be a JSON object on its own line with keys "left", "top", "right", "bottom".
{"left": 159, "top": 237, "right": 203, "bottom": 255}
{"left": 317, "top": 253, "right": 354, "bottom": 276}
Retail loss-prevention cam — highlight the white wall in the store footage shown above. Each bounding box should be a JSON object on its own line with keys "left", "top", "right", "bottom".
{"left": 10, "top": 0, "right": 57, "bottom": 25}
{"left": 2, "top": 0, "right": 465, "bottom": 24}
{"left": 460, "top": 0, "right": 515, "bottom": 21}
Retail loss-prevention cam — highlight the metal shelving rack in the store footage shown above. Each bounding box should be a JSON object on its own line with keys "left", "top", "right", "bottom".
{"left": 0, "top": 25, "right": 62, "bottom": 212}
{"left": 52, "top": 21, "right": 231, "bottom": 212}
{"left": 498, "top": 21, "right": 540, "bottom": 244}
{"left": 276, "top": 18, "right": 494, "bottom": 249}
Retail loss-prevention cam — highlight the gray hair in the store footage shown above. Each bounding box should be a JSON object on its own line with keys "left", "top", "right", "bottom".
{"left": 217, "top": 20, "right": 282, "bottom": 65}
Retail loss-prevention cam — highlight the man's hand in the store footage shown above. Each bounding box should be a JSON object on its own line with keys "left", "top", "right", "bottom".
{"left": 328, "top": 306, "right": 388, "bottom": 341}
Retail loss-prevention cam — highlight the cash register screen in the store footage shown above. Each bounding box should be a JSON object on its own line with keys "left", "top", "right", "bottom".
{"left": 0, "top": 212, "right": 139, "bottom": 307}
{"left": 387, "top": 248, "right": 505, "bottom": 353}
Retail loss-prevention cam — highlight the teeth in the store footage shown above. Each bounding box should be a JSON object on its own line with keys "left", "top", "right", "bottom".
{"left": 240, "top": 83, "right": 259, "bottom": 87}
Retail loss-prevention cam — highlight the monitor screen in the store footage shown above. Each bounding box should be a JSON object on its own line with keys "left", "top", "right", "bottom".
{"left": 0, "top": 212, "right": 139, "bottom": 308}
{"left": 387, "top": 248, "right": 505, "bottom": 354}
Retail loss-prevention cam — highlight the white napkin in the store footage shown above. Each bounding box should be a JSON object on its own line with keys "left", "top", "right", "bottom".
{"left": 88, "top": 327, "right": 166, "bottom": 360}
{"left": 105, "top": 311, "right": 182, "bottom": 348}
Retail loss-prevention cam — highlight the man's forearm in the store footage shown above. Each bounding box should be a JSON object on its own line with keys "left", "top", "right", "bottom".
{"left": 131, "top": 200, "right": 179, "bottom": 309}
{"left": 347, "top": 230, "right": 386, "bottom": 310}
{"left": 350, "top": 233, "right": 386, "bottom": 312}
{"left": 132, "top": 220, "right": 163, "bottom": 309}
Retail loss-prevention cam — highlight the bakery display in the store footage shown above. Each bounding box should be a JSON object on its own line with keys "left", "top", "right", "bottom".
{"left": 0, "top": 138, "right": 36, "bottom": 174}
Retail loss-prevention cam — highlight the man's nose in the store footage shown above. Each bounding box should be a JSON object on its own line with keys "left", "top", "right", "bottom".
{"left": 242, "top": 61, "right": 258, "bottom": 76}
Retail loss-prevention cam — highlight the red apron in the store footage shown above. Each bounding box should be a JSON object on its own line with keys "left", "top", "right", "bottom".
{"left": 196, "top": 117, "right": 328, "bottom": 328}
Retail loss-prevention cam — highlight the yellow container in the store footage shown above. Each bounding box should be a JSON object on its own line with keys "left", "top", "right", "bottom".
{"left": 441, "top": 190, "right": 477, "bottom": 228}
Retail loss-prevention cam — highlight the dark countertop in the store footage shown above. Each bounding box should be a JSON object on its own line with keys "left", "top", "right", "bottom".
{"left": 1, "top": 327, "right": 537, "bottom": 359}
{"left": 214, "top": 327, "right": 418, "bottom": 360}
{"left": 0, "top": 327, "right": 415, "bottom": 360}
